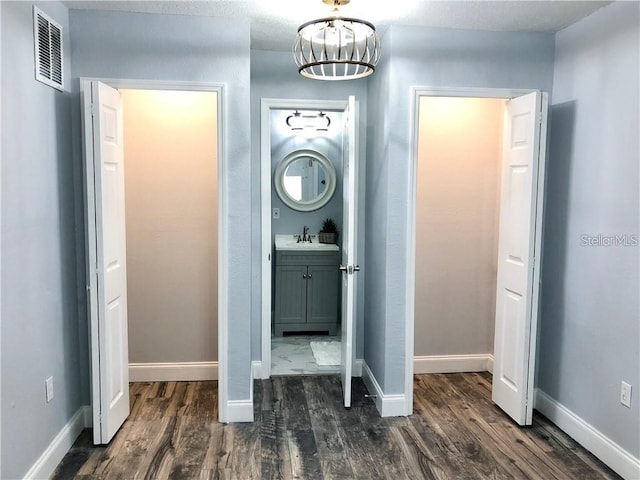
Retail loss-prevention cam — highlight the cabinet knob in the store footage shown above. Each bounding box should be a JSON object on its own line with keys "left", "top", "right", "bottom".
{"left": 303, "top": 274, "right": 307, "bottom": 279}
{"left": 308, "top": 274, "right": 312, "bottom": 279}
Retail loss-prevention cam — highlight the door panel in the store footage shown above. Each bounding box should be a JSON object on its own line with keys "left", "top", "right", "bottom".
{"left": 492, "top": 91, "right": 545, "bottom": 425}
{"left": 340, "top": 96, "right": 358, "bottom": 408}
{"left": 87, "top": 81, "right": 130, "bottom": 443}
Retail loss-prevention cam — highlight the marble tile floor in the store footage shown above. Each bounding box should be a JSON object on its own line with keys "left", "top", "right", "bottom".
{"left": 271, "top": 335, "right": 341, "bottom": 375}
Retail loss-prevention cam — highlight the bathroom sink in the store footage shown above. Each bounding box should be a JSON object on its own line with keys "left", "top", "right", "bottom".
{"left": 275, "top": 234, "right": 340, "bottom": 251}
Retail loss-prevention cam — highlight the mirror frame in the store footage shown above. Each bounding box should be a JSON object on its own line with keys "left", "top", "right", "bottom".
{"left": 274, "top": 149, "right": 337, "bottom": 212}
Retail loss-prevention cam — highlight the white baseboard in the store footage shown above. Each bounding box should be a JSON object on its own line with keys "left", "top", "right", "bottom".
{"left": 252, "top": 360, "right": 265, "bottom": 379}
{"left": 362, "top": 362, "right": 409, "bottom": 417}
{"left": 486, "top": 355, "right": 494, "bottom": 374}
{"left": 414, "top": 354, "right": 493, "bottom": 374}
{"left": 353, "top": 358, "right": 363, "bottom": 377}
{"left": 23, "top": 406, "right": 89, "bottom": 480}
{"left": 535, "top": 389, "right": 640, "bottom": 480}
{"left": 82, "top": 405, "right": 92, "bottom": 428}
{"left": 129, "top": 361, "right": 218, "bottom": 382}
{"left": 226, "top": 400, "right": 254, "bottom": 423}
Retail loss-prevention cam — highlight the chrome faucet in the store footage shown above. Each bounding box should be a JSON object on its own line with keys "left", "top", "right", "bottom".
{"left": 302, "top": 225, "right": 309, "bottom": 242}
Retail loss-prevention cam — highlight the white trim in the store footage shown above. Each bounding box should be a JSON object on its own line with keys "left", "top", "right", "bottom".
{"left": 226, "top": 400, "right": 254, "bottom": 423}
{"left": 353, "top": 358, "right": 363, "bottom": 377}
{"left": 23, "top": 407, "right": 87, "bottom": 480}
{"left": 362, "top": 362, "right": 408, "bottom": 417}
{"left": 406, "top": 85, "right": 544, "bottom": 422}
{"left": 486, "top": 354, "right": 494, "bottom": 374}
{"left": 82, "top": 405, "right": 93, "bottom": 428}
{"left": 216, "top": 84, "right": 229, "bottom": 423}
{"left": 128, "top": 362, "right": 218, "bottom": 382}
{"left": 252, "top": 360, "right": 264, "bottom": 380}
{"left": 413, "top": 354, "right": 494, "bottom": 374}
{"left": 79, "top": 78, "right": 228, "bottom": 424}
{"left": 535, "top": 389, "right": 640, "bottom": 480}
{"left": 260, "top": 98, "right": 349, "bottom": 381}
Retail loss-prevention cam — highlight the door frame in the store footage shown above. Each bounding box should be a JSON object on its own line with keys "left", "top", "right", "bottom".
{"left": 80, "top": 78, "right": 228, "bottom": 424}
{"left": 406, "top": 86, "right": 548, "bottom": 415}
{"left": 259, "top": 98, "right": 349, "bottom": 380}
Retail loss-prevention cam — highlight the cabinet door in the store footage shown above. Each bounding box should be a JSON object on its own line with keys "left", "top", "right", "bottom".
{"left": 274, "top": 266, "right": 307, "bottom": 324}
{"left": 307, "top": 265, "right": 340, "bottom": 324}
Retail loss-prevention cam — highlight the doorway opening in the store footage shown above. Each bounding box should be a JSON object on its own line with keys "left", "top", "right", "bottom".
{"left": 269, "top": 108, "right": 344, "bottom": 376}
{"left": 408, "top": 89, "right": 548, "bottom": 425}
{"left": 82, "top": 80, "right": 224, "bottom": 442}
{"left": 120, "top": 89, "right": 218, "bottom": 382}
{"left": 414, "top": 96, "right": 503, "bottom": 375}
{"left": 260, "top": 97, "right": 359, "bottom": 408}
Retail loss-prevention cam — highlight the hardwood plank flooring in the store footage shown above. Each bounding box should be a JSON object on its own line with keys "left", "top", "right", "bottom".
{"left": 52, "top": 373, "right": 621, "bottom": 479}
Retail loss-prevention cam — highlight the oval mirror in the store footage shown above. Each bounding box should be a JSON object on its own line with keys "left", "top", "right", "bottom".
{"left": 274, "top": 149, "right": 337, "bottom": 212}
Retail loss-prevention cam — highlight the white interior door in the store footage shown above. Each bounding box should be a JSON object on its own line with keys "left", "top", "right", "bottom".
{"left": 340, "top": 96, "right": 358, "bottom": 408}
{"left": 84, "top": 81, "right": 130, "bottom": 443}
{"left": 492, "top": 91, "right": 547, "bottom": 425}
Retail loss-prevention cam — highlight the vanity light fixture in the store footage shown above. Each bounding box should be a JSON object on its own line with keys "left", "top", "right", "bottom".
{"left": 286, "top": 110, "right": 332, "bottom": 132}
{"left": 293, "top": 0, "right": 381, "bottom": 81}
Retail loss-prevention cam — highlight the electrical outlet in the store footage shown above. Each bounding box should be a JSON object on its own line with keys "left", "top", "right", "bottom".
{"left": 620, "top": 381, "right": 632, "bottom": 408}
{"left": 45, "top": 376, "right": 54, "bottom": 403}
{"left": 272, "top": 208, "right": 280, "bottom": 219}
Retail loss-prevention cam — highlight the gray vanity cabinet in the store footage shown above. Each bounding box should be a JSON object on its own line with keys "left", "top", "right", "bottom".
{"left": 274, "top": 250, "right": 340, "bottom": 336}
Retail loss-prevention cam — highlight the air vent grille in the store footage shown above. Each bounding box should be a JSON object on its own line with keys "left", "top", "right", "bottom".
{"left": 33, "top": 7, "right": 63, "bottom": 91}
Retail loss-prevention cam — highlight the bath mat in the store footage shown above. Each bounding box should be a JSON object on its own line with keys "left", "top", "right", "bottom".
{"left": 310, "top": 341, "right": 341, "bottom": 366}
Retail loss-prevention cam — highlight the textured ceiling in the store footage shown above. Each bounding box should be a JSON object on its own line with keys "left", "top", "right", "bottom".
{"left": 63, "top": 0, "right": 611, "bottom": 51}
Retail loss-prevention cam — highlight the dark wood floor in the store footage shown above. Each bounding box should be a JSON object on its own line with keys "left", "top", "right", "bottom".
{"left": 53, "top": 373, "right": 621, "bottom": 479}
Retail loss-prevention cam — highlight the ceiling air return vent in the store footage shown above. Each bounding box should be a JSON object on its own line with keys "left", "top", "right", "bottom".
{"left": 33, "top": 6, "right": 63, "bottom": 91}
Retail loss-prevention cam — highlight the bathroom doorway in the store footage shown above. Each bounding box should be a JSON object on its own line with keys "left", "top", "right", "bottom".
{"left": 260, "top": 98, "right": 360, "bottom": 407}
{"left": 82, "top": 80, "right": 223, "bottom": 443}
{"left": 268, "top": 108, "right": 344, "bottom": 376}
{"left": 408, "top": 89, "right": 548, "bottom": 425}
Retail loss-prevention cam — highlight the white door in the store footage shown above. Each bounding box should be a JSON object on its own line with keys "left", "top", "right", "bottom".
{"left": 84, "top": 81, "right": 130, "bottom": 443}
{"left": 492, "top": 91, "right": 547, "bottom": 425}
{"left": 340, "top": 96, "right": 358, "bottom": 408}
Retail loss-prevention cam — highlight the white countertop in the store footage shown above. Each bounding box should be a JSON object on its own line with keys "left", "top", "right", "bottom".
{"left": 275, "top": 234, "right": 340, "bottom": 252}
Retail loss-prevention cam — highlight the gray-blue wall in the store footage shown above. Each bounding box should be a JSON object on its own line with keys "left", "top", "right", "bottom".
{"left": 270, "top": 109, "right": 344, "bottom": 241}
{"left": 250, "top": 50, "right": 368, "bottom": 362}
{"left": 68, "top": 9, "right": 252, "bottom": 402}
{"left": 539, "top": 1, "right": 640, "bottom": 458}
{"left": 1, "top": 2, "right": 81, "bottom": 478}
{"left": 365, "top": 25, "right": 556, "bottom": 394}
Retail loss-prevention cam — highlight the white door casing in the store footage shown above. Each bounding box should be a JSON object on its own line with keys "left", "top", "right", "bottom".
{"left": 86, "top": 81, "right": 130, "bottom": 443}
{"left": 340, "top": 96, "right": 358, "bottom": 408}
{"left": 492, "top": 91, "right": 547, "bottom": 425}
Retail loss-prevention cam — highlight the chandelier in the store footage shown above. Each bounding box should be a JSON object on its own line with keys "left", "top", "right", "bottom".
{"left": 293, "top": 0, "right": 381, "bottom": 81}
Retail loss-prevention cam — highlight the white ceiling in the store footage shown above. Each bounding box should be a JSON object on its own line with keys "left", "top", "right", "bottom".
{"left": 63, "top": 0, "right": 611, "bottom": 51}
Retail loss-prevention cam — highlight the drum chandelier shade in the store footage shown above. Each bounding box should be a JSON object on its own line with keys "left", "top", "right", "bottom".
{"left": 293, "top": 0, "right": 381, "bottom": 81}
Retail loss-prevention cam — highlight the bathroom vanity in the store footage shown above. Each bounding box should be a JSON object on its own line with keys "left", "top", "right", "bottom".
{"left": 273, "top": 235, "right": 340, "bottom": 336}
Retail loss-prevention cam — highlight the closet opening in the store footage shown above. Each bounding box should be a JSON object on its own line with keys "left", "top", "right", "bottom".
{"left": 82, "top": 81, "right": 222, "bottom": 442}
{"left": 414, "top": 96, "right": 504, "bottom": 375}
{"left": 410, "top": 90, "right": 548, "bottom": 425}
{"left": 121, "top": 89, "right": 219, "bottom": 384}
